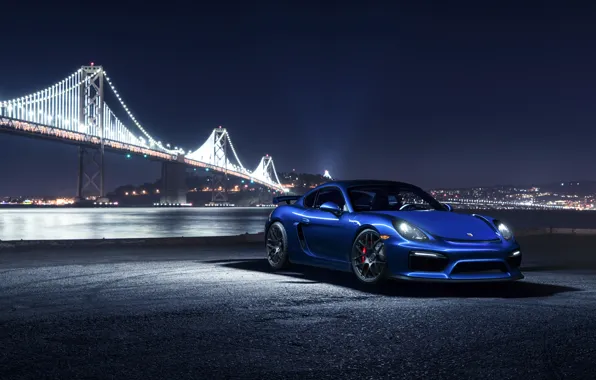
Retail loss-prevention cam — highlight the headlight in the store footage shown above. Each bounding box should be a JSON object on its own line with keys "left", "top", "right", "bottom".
{"left": 394, "top": 221, "right": 428, "bottom": 241}
{"left": 494, "top": 220, "right": 513, "bottom": 240}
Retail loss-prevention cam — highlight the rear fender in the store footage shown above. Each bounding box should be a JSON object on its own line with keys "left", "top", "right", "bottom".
{"left": 267, "top": 207, "right": 305, "bottom": 261}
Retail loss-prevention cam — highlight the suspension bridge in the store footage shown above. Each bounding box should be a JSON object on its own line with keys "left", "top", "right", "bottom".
{"left": 0, "top": 64, "right": 285, "bottom": 204}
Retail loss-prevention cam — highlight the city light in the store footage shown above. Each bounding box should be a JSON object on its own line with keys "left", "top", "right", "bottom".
{"left": 432, "top": 185, "right": 593, "bottom": 211}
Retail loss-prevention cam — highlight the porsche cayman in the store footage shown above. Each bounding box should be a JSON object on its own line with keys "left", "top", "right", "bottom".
{"left": 265, "top": 180, "right": 523, "bottom": 285}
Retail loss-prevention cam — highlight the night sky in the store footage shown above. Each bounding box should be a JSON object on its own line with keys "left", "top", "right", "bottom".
{"left": 2, "top": 1, "right": 596, "bottom": 196}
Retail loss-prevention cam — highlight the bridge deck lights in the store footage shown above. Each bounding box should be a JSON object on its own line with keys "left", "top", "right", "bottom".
{"left": 0, "top": 64, "right": 286, "bottom": 195}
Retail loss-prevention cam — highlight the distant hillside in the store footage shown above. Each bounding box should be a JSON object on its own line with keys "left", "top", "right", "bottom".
{"left": 535, "top": 181, "right": 596, "bottom": 196}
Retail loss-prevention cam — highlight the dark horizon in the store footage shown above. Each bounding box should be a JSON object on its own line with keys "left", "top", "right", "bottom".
{"left": 2, "top": 1, "right": 596, "bottom": 195}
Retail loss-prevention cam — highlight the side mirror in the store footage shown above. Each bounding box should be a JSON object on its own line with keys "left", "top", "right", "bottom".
{"left": 320, "top": 201, "right": 342, "bottom": 215}
{"left": 442, "top": 203, "right": 453, "bottom": 212}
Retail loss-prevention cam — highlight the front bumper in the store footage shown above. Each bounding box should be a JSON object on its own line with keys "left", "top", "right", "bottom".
{"left": 384, "top": 238, "right": 524, "bottom": 283}
{"left": 391, "top": 272, "right": 524, "bottom": 283}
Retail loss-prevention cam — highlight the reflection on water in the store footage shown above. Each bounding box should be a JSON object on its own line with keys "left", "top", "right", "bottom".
{"left": 0, "top": 207, "right": 273, "bottom": 241}
{"left": 0, "top": 207, "right": 595, "bottom": 241}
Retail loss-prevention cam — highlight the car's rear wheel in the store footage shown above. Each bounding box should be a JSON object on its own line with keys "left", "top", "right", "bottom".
{"left": 266, "top": 221, "right": 289, "bottom": 270}
{"left": 351, "top": 228, "right": 388, "bottom": 284}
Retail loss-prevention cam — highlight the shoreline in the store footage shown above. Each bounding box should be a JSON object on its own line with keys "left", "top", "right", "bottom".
{"left": 1, "top": 204, "right": 592, "bottom": 210}
{"left": 0, "top": 232, "right": 264, "bottom": 251}
{"left": 0, "top": 205, "right": 275, "bottom": 209}
{"left": 2, "top": 227, "right": 596, "bottom": 251}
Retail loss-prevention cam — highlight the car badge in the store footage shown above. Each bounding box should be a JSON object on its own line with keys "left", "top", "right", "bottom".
{"left": 467, "top": 233, "right": 473, "bottom": 237}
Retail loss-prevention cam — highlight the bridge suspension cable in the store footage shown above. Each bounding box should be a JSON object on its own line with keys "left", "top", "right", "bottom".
{"left": 185, "top": 128, "right": 284, "bottom": 191}
{"left": 0, "top": 67, "right": 173, "bottom": 155}
{"left": 251, "top": 155, "right": 283, "bottom": 188}
{"left": 103, "top": 70, "right": 176, "bottom": 154}
{"left": 225, "top": 131, "right": 248, "bottom": 173}
{"left": 0, "top": 69, "right": 85, "bottom": 131}
{"left": 0, "top": 64, "right": 286, "bottom": 192}
{"left": 269, "top": 158, "right": 283, "bottom": 187}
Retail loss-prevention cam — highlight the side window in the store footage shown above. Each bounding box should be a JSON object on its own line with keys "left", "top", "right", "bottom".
{"left": 399, "top": 190, "right": 428, "bottom": 206}
{"left": 350, "top": 190, "right": 374, "bottom": 212}
{"left": 303, "top": 191, "right": 318, "bottom": 208}
{"left": 388, "top": 195, "right": 398, "bottom": 206}
{"left": 314, "top": 188, "right": 346, "bottom": 209}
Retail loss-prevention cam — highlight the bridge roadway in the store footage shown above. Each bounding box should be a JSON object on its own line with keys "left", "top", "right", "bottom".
{"left": 1, "top": 234, "right": 595, "bottom": 379}
{"left": 0, "top": 117, "right": 282, "bottom": 191}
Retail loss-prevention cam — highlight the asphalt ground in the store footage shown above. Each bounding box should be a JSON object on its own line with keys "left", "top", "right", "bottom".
{"left": 1, "top": 234, "right": 595, "bottom": 379}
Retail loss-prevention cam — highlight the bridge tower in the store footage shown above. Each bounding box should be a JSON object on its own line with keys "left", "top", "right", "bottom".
{"left": 160, "top": 155, "right": 188, "bottom": 205}
{"left": 254, "top": 155, "right": 276, "bottom": 182}
{"left": 76, "top": 64, "right": 107, "bottom": 202}
{"left": 210, "top": 127, "right": 229, "bottom": 204}
{"left": 254, "top": 155, "right": 276, "bottom": 205}
{"left": 257, "top": 188, "right": 274, "bottom": 205}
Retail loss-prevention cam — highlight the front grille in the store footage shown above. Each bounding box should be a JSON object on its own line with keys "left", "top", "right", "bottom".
{"left": 451, "top": 261, "right": 508, "bottom": 274}
{"left": 409, "top": 253, "right": 448, "bottom": 272}
{"left": 507, "top": 255, "right": 521, "bottom": 269}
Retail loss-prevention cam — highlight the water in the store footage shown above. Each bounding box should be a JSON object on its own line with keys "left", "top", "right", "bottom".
{"left": 0, "top": 207, "right": 273, "bottom": 241}
{"left": 1, "top": 207, "right": 596, "bottom": 241}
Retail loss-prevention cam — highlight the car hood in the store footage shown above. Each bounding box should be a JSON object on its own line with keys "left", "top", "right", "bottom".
{"left": 374, "top": 211, "right": 500, "bottom": 241}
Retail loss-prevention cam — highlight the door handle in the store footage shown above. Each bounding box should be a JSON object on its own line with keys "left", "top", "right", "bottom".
{"left": 301, "top": 218, "right": 310, "bottom": 224}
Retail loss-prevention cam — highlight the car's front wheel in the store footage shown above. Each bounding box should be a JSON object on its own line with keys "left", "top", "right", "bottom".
{"left": 266, "top": 221, "right": 289, "bottom": 270}
{"left": 351, "top": 228, "right": 388, "bottom": 284}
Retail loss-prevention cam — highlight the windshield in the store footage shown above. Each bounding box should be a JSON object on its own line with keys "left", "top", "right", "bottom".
{"left": 347, "top": 184, "right": 446, "bottom": 212}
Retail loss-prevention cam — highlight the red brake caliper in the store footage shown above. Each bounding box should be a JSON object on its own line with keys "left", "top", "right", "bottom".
{"left": 361, "top": 247, "right": 367, "bottom": 263}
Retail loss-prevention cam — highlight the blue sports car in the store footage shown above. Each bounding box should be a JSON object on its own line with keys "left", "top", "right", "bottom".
{"left": 265, "top": 180, "right": 523, "bottom": 285}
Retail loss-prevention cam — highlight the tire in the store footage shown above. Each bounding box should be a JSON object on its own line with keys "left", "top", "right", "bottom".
{"left": 266, "top": 221, "right": 290, "bottom": 270}
{"left": 351, "top": 228, "right": 388, "bottom": 285}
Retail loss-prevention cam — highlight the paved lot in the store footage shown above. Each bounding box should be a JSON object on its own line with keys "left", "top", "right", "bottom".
{"left": 1, "top": 235, "right": 596, "bottom": 379}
